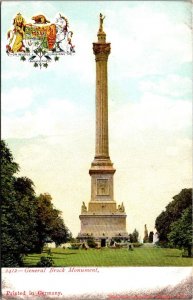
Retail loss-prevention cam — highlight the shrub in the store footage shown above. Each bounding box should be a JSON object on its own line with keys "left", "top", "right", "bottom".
{"left": 156, "top": 241, "right": 170, "bottom": 248}
{"left": 87, "top": 238, "right": 97, "bottom": 248}
{"left": 132, "top": 243, "right": 143, "bottom": 248}
{"left": 70, "top": 243, "right": 82, "bottom": 249}
{"left": 36, "top": 256, "right": 54, "bottom": 267}
{"left": 113, "top": 238, "right": 122, "bottom": 243}
{"left": 70, "top": 245, "right": 80, "bottom": 249}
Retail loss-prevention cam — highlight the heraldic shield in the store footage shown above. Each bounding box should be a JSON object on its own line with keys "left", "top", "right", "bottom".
{"left": 6, "top": 13, "right": 75, "bottom": 68}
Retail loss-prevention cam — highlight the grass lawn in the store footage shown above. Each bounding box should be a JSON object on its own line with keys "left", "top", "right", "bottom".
{"left": 24, "top": 247, "right": 193, "bottom": 267}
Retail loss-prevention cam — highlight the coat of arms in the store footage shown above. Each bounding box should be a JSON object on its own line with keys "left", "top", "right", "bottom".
{"left": 6, "top": 13, "right": 75, "bottom": 68}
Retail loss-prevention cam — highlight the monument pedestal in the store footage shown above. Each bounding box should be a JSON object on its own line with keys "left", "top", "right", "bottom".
{"left": 79, "top": 213, "right": 128, "bottom": 239}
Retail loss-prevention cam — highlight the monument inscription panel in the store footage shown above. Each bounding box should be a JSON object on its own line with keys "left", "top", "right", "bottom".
{"left": 97, "top": 179, "right": 109, "bottom": 195}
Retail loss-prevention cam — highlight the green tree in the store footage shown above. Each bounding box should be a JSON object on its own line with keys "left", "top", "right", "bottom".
{"left": 168, "top": 207, "right": 192, "bottom": 257}
{"left": 1, "top": 140, "right": 20, "bottom": 266}
{"left": 51, "top": 215, "right": 72, "bottom": 247}
{"left": 148, "top": 231, "right": 154, "bottom": 243}
{"left": 1, "top": 140, "right": 39, "bottom": 266}
{"left": 155, "top": 189, "right": 192, "bottom": 242}
{"left": 13, "top": 177, "right": 39, "bottom": 254}
{"left": 1, "top": 140, "right": 72, "bottom": 265}
{"left": 35, "top": 193, "right": 71, "bottom": 252}
{"left": 132, "top": 229, "right": 139, "bottom": 243}
{"left": 128, "top": 233, "right": 134, "bottom": 243}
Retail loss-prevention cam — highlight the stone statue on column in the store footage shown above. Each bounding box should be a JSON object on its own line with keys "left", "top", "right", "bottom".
{"left": 117, "top": 202, "right": 125, "bottom": 212}
{"left": 99, "top": 13, "right": 105, "bottom": 32}
{"left": 81, "top": 201, "right": 87, "bottom": 213}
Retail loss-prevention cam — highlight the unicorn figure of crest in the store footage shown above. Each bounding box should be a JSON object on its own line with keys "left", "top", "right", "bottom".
{"left": 54, "top": 13, "right": 75, "bottom": 53}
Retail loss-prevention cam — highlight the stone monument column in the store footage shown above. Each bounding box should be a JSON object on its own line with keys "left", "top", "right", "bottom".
{"left": 78, "top": 14, "right": 128, "bottom": 243}
{"left": 93, "top": 16, "right": 110, "bottom": 159}
{"left": 89, "top": 13, "right": 115, "bottom": 203}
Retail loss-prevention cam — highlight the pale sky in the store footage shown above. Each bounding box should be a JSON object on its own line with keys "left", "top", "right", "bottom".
{"left": 1, "top": 1, "right": 192, "bottom": 240}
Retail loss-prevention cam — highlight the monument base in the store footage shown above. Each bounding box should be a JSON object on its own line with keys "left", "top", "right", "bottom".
{"left": 78, "top": 213, "right": 128, "bottom": 245}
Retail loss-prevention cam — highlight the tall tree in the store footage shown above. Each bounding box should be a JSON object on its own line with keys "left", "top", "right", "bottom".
{"left": 128, "top": 234, "right": 133, "bottom": 243}
{"left": 1, "top": 140, "right": 21, "bottom": 266}
{"left": 148, "top": 231, "right": 154, "bottom": 243}
{"left": 1, "top": 140, "right": 72, "bottom": 265}
{"left": 168, "top": 207, "right": 192, "bottom": 257}
{"left": 51, "top": 215, "right": 72, "bottom": 247}
{"left": 132, "top": 229, "right": 139, "bottom": 243}
{"left": 155, "top": 189, "right": 192, "bottom": 242}
{"left": 35, "top": 193, "right": 71, "bottom": 252}
{"left": 13, "top": 177, "right": 39, "bottom": 254}
{"left": 1, "top": 140, "right": 39, "bottom": 266}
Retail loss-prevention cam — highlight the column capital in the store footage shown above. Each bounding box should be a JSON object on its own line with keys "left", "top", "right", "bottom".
{"left": 93, "top": 43, "right": 111, "bottom": 56}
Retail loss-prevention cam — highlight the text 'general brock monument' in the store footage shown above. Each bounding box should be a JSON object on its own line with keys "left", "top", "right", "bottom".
{"left": 78, "top": 14, "right": 128, "bottom": 246}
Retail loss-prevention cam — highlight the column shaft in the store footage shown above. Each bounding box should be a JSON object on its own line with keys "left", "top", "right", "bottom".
{"left": 95, "top": 57, "right": 109, "bottom": 158}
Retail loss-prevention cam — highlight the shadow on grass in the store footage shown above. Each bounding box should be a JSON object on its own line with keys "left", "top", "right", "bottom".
{"left": 25, "top": 255, "right": 43, "bottom": 258}
{"left": 164, "top": 254, "right": 191, "bottom": 258}
{"left": 164, "top": 255, "right": 180, "bottom": 257}
{"left": 50, "top": 252, "right": 77, "bottom": 255}
{"left": 27, "top": 252, "right": 77, "bottom": 257}
{"left": 24, "top": 257, "right": 40, "bottom": 260}
{"left": 43, "top": 257, "right": 76, "bottom": 260}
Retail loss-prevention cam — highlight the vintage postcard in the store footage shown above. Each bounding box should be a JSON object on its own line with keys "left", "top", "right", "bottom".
{"left": 1, "top": 0, "right": 192, "bottom": 299}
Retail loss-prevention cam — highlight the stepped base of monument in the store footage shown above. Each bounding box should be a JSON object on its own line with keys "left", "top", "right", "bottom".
{"left": 78, "top": 213, "right": 128, "bottom": 240}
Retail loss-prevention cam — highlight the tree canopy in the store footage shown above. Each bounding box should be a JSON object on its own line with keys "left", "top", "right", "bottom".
{"left": 168, "top": 207, "right": 192, "bottom": 257}
{"left": 155, "top": 188, "right": 192, "bottom": 256}
{"left": 35, "top": 193, "right": 72, "bottom": 252}
{"left": 1, "top": 140, "right": 71, "bottom": 266}
{"left": 129, "top": 229, "right": 139, "bottom": 243}
{"left": 1, "top": 140, "right": 23, "bottom": 266}
{"left": 132, "top": 229, "right": 139, "bottom": 243}
{"left": 155, "top": 189, "right": 192, "bottom": 242}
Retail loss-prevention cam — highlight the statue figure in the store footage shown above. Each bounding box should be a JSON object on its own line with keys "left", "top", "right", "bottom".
{"left": 81, "top": 201, "right": 87, "bottom": 213}
{"left": 117, "top": 202, "right": 125, "bottom": 212}
{"left": 99, "top": 13, "right": 105, "bottom": 32}
{"left": 121, "top": 202, "right": 125, "bottom": 212}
